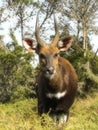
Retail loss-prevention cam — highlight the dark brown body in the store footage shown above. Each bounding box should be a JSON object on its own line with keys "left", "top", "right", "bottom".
{"left": 37, "top": 56, "right": 78, "bottom": 121}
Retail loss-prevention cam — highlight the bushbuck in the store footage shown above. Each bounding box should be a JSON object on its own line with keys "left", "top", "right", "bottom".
{"left": 23, "top": 12, "right": 78, "bottom": 123}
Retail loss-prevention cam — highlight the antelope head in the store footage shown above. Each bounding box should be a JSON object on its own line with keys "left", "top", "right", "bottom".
{"left": 23, "top": 12, "right": 73, "bottom": 80}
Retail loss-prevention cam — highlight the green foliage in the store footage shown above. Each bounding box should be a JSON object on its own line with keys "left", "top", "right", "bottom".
{"left": 61, "top": 38, "right": 98, "bottom": 96}
{"left": 0, "top": 39, "right": 36, "bottom": 103}
{"left": 90, "top": 55, "right": 98, "bottom": 75}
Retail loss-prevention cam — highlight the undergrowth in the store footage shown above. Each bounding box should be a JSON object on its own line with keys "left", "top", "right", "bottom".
{"left": 0, "top": 93, "right": 98, "bottom": 130}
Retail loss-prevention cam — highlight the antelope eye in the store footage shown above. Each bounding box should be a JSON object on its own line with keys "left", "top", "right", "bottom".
{"left": 39, "top": 53, "right": 46, "bottom": 59}
{"left": 54, "top": 53, "right": 59, "bottom": 58}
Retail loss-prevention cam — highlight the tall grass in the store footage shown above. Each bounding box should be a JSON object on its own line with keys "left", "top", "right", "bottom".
{"left": 0, "top": 93, "right": 98, "bottom": 130}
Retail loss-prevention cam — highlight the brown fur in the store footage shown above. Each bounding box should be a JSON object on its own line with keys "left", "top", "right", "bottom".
{"left": 23, "top": 37, "right": 78, "bottom": 123}
{"left": 37, "top": 56, "right": 78, "bottom": 117}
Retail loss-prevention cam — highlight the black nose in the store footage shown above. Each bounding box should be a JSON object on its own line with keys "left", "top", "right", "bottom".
{"left": 46, "top": 67, "right": 54, "bottom": 74}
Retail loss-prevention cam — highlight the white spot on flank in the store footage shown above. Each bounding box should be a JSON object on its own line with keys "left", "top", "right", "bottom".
{"left": 46, "top": 90, "right": 67, "bottom": 99}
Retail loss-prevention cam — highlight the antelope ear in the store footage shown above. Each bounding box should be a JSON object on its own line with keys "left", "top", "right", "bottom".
{"left": 58, "top": 37, "right": 73, "bottom": 51}
{"left": 22, "top": 38, "right": 37, "bottom": 52}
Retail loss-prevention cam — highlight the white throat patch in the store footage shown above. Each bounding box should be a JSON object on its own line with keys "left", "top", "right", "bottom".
{"left": 46, "top": 90, "right": 67, "bottom": 99}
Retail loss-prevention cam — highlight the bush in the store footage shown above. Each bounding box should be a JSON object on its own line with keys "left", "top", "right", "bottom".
{"left": 0, "top": 42, "right": 36, "bottom": 103}
{"left": 62, "top": 48, "right": 98, "bottom": 96}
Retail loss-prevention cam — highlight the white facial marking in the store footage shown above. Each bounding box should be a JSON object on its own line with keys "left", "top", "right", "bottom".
{"left": 46, "top": 90, "right": 67, "bottom": 99}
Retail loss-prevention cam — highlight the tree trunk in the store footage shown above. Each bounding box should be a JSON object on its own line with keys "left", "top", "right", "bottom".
{"left": 77, "top": 20, "right": 80, "bottom": 40}
{"left": 19, "top": 4, "right": 24, "bottom": 46}
{"left": 83, "top": 22, "right": 87, "bottom": 57}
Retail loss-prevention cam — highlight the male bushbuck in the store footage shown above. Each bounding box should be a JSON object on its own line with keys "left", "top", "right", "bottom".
{"left": 23, "top": 13, "right": 78, "bottom": 123}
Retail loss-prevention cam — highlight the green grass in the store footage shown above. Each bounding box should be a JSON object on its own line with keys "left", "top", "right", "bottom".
{"left": 0, "top": 93, "right": 98, "bottom": 130}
